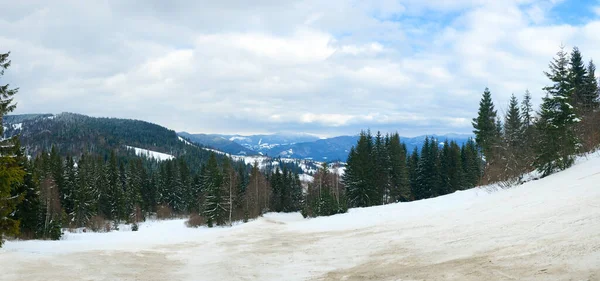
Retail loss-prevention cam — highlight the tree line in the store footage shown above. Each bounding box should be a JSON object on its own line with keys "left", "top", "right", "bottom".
{"left": 330, "top": 131, "right": 481, "bottom": 214}
{"left": 473, "top": 46, "right": 600, "bottom": 184}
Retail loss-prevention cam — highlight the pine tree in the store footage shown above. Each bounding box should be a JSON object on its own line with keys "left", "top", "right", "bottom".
{"left": 447, "top": 141, "right": 464, "bottom": 192}
{"left": 521, "top": 90, "right": 536, "bottom": 170}
{"left": 568, "top": 46, "right": 587, "bottom": 112}
{"left": 11, "top": 140, "right": 41, "bottom": 239}
{"left": 415, "top": 137, "right": 440, "bottom": 199}
{"left": 344, "top": 131, "right": 376, "bottom": 207}
{"left": 503, "top": 94, "right": 524, "bottom": 179}
{"left": 535, "top": 46, "right": 580, "bottom": 176}
{"left": 407, "top": 147, "right": 419, "bottom": 200}
{"left": 387, "top": 133, "right": 410, "bottom": 202}
{"left": 583, "top": 60, "right": 599, "bottom": 111}
{"left": 373, "top": 131, "right": 389, "bottom": 204}
{"left": 72, "top": 154, "right": 96, "bottom": 227}
{"left": 62, "top": 155, "right": 76, "bottom": 220}
{"left": 472, "top": 87, "right": 499, "bottom": 161}
{"left": 202, "top": 153, "right": 227, "bottom": 226}
{"left": 461, "top": 139, "right": 480, "bottom": 189}
{"left": 0, "top": 51, "right": 26, "bottom": 246}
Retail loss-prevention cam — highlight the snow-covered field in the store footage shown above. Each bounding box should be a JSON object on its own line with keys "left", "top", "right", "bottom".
{"left": 2, "top": 155, "right": 600, "bottom": 280}
{"left": 125, "top": 145, "right": 174, "bottom": 161}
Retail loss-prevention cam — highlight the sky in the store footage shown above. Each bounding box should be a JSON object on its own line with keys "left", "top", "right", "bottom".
{"left": 2, "top": 0, "right": 600, "bottom": 137}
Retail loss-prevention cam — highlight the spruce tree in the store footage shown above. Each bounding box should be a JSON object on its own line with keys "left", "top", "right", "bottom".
{"left": 535, "top": 46, "right": 580, "bottom": 176}
{"left": 0, "top": 51, "right": 26, "bottom": 246}
{"left": 568, "top": 46, "right": 587, "bottom": 112}
{"left": 472, "top": 87, "right": 499, "bottom": 162}
{"left": 344, "top": 131, "right": 376, "bottom": 207}
{"left": 72, "top": 154, "right": 96, "bottom": 227}
{"left": 521, "top": 90, "right": 536, "bottom": 169}
{"left": 388, "top": 133, "right": 410, "bottom": 202}
{"left": 504, "top": 94, "right": 524, "bottom": 178}
{"left": 447, "top": 141, "right": 463, "bottom": 192}
{"left": 373, "top": 131, "right": 389, "bottom": 204}
{"left": 583, "top": 60, "right": 599, "bottom": 111}
{"left": 407, "top": 147, "right": 419, "bottom": 200}
{"left": 202, "top": 153, "right": 227, "bottom": 226}
{"left": 461, "top": 139, "right": 480, "bottom": 189}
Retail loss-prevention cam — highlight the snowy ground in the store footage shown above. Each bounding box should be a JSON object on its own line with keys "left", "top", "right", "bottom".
{"left": 2, "top": 155, "right": 600, "bottom": 280}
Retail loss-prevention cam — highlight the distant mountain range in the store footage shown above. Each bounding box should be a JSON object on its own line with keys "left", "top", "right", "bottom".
{"left": 178, "top": 132, "right": 474, "bottom": 162}
{"left": 2, "top": 112, "right": 473, "bottom": 164}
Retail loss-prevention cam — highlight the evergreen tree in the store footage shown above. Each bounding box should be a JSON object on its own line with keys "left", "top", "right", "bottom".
{"left": 447, "top": 141, "right": 464, "bottom": 192}
{"left": 202, "top": 153, "right": 227, "bottom": 226}
{"left": 472, "top": 87, "right": 499, "bottom": 161}
{"left": 72, "top": 154, "right": 96, "bottom": 227}
{"left": 387, "top": 133, "right": 410, "bottom": 202}
{"left": 0, "top": 51, "right": 26, "bottom": 246}
{"left": 11, "top": 140, "right": 42, "bottom": 239}
{"left": 62, "top": 155, "right": 76, "bottom": 219}
{"left": 583, "top": 60, "right": 599, "bottom": 111}
{"left": 503, "top": 94, "right": 524, "bottom": 178}
{"left": 568, "top": 46, "right": 587, "bottom": 112}
{"left": 521, "top": 90, "right": 536, "bottom": 170}
{"left": 373, "top": 131, "right": 389, "bottom": 204}
{"left": 535, "top": 46, "right": 580, "bottom": 176}
{"left": 461, "top": 139, "right": 480, "bottom": 189}
{"left": 407, "top": 147, "right": 419, "bottom": 200}
{"left": 344, "top": 131, "right": 376, "bottom": 207}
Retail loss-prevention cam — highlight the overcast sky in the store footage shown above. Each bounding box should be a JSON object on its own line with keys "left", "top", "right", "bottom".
{"left": 2, "top": 0, "right": 600, "bottom": 137}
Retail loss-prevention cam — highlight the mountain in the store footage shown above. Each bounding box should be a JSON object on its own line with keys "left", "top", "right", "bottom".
{"left": 178, "top": 132, "right": 255, "bottom": 156}
{"left": 3, "top": 113, "right": 317, "bottom": 175}
{"left": 2, "top": 112, "right": 191, "bottom": 157}
{"left": 182, "top": 133, "right": 474, "bottom": 162}
{"left": 212, "top": 133, "right": 321, "bottom": 152}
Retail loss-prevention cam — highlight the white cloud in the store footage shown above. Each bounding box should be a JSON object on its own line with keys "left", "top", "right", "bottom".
{"left": 2, "top": 0, "right": 599, "bottom": 136}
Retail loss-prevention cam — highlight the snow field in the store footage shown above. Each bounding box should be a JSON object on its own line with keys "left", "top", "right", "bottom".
{"left": 2, "top": 153, "right": 599, "bottom": 280}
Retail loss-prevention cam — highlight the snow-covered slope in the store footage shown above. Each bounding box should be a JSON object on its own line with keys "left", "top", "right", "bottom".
{"left": 125, "top": 145, "right": 174, "bottom": 161}
{"left": 2, "top": 153, "right": 600, "bottom": 280}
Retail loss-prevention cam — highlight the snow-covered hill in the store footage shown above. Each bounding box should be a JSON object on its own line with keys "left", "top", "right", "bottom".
{"left": 125, "top": 145, "right": 174, "bottom": 161}
{"left": 2, "top": 153, "right": 600, "bottom": 280}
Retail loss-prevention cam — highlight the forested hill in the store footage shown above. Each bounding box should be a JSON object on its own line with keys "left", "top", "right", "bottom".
{"left": 2, "top": 113, "right": 199, "bottom": 158}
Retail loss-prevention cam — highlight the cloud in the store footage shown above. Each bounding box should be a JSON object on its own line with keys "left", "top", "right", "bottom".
{"left": 2, "top": 0, "right": 599, "bottom": 137}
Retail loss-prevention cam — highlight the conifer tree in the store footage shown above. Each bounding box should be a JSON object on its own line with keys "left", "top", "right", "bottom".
{"left": 388, "top": 133, "right": 410, "bottom": 202}
{"left": 583, "top": 60, "right": 599, "bottom": 111}
{"left": 0, "top": 51, "right": 26, "bottom": 246}
{"left": 407, "top": 147, "right": 419, "bottom": 200}
{"left": 521, "top": 90, "right": 536, "bottom": 169}
{"left": 472, "top": 87, "right": 499, "bottom": 161}
{"left": 373, "top": 131, "right": 389, "bottom": 204}
{"left": 62, "top": 155, "right": 76, "bottom": 219}
{"left": 344, "top": 131, "right": 376, "bottom": 207}
{"left": 503, "top": 94, "right": 524, "bottom": 179}
{"left": 568, "top": 47, "right": 587, "bottom": 112}
{"left": 202, "top": 153, "right": 227, "bottom": 226}
{"left": 461, "top": 139, "right": 480, "bottom": 188}
{"left": 535, "top": 46, "right": 580, "bottom": 176}
{"left": 447, "top": 141, "right": 464, "bottom": 192}
{"left": 72, "top": 154, "right": 96, "bottom": 227}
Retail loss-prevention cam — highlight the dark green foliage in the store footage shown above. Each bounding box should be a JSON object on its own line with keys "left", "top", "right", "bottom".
{"left": 461, "top": 139, "right": 480, "bottom": 189}
{"left": 568, "top": 47, "right": 588, "bottom": 112}
{"left": 583, "top": 60, "right": 599, "bottom": 111}
{"left": 344, "top": 131, "right": 377, "bottom": 207}
{"left": 472, "top": 87, "right": 499, "bottom": 161}
{"left": 387, "top": 133, "right": 410, "bottom": 202}
{"left": 202, "top": 153, "right": 227, "bottom": 227}
{"left": 0, "top": 51, "right": 25, "bottom": 247}
{"left": 536, "top": 46, "right": 580, "bottom": 176}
